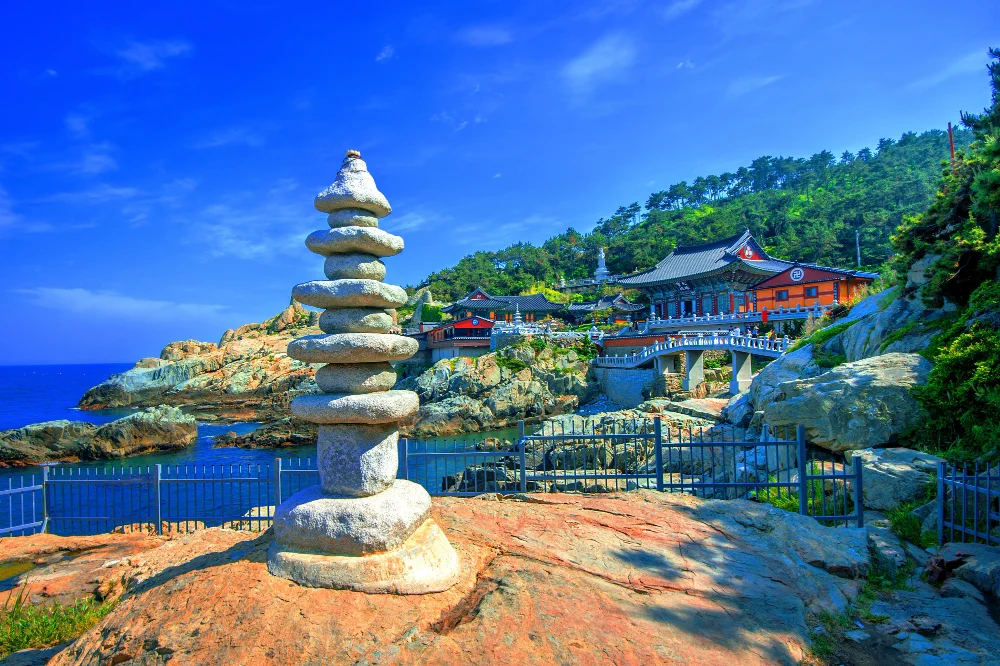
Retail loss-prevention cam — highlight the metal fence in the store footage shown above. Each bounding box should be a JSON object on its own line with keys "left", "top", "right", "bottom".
{"left": 937, "top": 461, "right": 1000, "bottom": 547}
{"left": 1, "top": 419, "right": 864, "bottom": 538}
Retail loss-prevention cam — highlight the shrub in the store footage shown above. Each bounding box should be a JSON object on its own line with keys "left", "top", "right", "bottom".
{"left": 1, "top": 586, "right": 116, "bottom": 659}
{"left": 495, "top": 356, "right": 528, "bottom": 373}
{"left": 787, "top": 320, "right": 855, "bottom": 353}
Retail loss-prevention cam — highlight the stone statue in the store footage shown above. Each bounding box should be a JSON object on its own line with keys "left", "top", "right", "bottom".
{"left": 267, "top": 150, "right": 461, "bottom": 594}
{"left": 595, "top": 247, "right": 610, "bottom": 282}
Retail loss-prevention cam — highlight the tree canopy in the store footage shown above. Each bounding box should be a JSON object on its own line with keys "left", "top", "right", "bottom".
{"left": 420, "top": 128, "right": 972, "bottom": 302}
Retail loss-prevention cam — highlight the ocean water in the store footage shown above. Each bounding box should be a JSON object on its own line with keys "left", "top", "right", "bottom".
{"left": 0, "top": 363, "right": 138, "bottom": 431}
{"left": 0, "top": 364, "right": 516, "bottom": 530}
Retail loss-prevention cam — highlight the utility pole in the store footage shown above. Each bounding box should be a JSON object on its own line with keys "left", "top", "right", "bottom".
{"left": 855, "top": 228, "right": 861, "bottom": 268}
{"left": 948, "top": 122, "right": 957, "bottom": 175}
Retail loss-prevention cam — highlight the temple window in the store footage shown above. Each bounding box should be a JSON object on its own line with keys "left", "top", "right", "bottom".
{"left": 804, "top": 286, "right": 818, "bottom": 298}
{"left": 776, "top": 290, "right": 789, "bottom": 301}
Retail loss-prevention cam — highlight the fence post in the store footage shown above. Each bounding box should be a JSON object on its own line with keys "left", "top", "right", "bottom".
{"left": 936, "top": 460, "right": 946, "bottom": 546}
{"left": 153, "top": 464, "right": 163, "bottom": 535}
{"left": 852, "top": 454, "right": 864, "bottom": 528}
{"left": 518, "top": 420, "right": 527, "bottom": 492}
{"left": 797, "top": 425, "right": 808, "bottom": 516}
{"left": 41, "top": 466, "right": 49, "bottom": 534}
{"left": 399, "top": 439, "right": 409, "bottom": 481}
{"left": 653, "top": 417, "right": 663, "bottom": 492}
{"left": 274, "top": 458, "right": 283, "bottom": 509}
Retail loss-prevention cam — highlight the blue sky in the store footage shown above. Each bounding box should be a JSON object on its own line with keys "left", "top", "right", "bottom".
{"left": 1, "top": 0, "right": 997, "bottom": 364}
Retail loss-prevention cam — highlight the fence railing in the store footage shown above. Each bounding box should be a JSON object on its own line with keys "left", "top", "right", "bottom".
{"left": 937, "top": 461, "right": 1000, "bottom": 547}
{"left": 594, "top": 333, "right": 789, "bottom": 368}
{"left": 0, "top": 420, "right": 864, "bottom": 538}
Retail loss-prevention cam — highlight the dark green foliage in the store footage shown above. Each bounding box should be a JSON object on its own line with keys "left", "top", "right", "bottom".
{"left": 887, "top": 500, "right": 938, "bottom": 549}
{"left": 813, "top": 349, "right": 847, "bottom": 369}
{"left": 420, "top": 305, "right": 444, "bottom": 322}
{"left": 494, "top": 355, "right": 528, "bottom": 373}
{"left": 421, "top": 128, "right": 971, "bottom": 301}
{"left": 895, "top": 50, "right": 1000, "bottom": 459}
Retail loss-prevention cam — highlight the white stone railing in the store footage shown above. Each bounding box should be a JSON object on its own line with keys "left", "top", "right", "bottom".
{"left": 644, "top": 303, "right": 830, "bottom": 331}
{"left": 594, "top": 333, "right": 790, "bottom": 368}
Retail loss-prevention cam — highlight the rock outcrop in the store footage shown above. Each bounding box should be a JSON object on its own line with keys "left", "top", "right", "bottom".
{"left": 758, "top": 353, "right": 932, "bottom": 451}
{"left": 4, "top": 492, "right": 875, "bottom": 665}
{"left": 78, "top": 304, "right": 322, "bottom": 422}
{"left": 0, "top": 406, "right": 197, "bottom": 465}
{"left": 854, "top": 447, "right": 943, "bottom": 510}
{"left": 401, "top": 341, "right": 599, "bottom": 437}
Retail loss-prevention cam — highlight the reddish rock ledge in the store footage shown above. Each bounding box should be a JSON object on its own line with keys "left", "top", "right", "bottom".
{"left": 2, "top": 492, "right": 871, "bottom": 665}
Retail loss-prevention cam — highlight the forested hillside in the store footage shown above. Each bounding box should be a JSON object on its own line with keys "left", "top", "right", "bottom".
{"left": 421, "top": 128, "right": 972, "bottom": 302}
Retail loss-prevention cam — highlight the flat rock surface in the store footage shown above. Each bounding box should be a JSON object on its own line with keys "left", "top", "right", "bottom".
{"left": 6, "top": 491, "right": 882, "bottom": 665}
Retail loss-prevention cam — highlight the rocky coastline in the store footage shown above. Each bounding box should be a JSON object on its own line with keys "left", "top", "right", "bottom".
{"left": 0, "top": 406, "right": 197, "bottom": 466}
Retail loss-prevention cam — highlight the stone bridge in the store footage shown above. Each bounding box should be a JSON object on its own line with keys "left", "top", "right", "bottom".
{"left": 593, "top": 333, "right": 789, "bottom": 394}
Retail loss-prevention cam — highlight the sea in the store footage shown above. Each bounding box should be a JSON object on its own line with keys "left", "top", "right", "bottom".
{"left": 0, "top": 364, "right": 515, "bottom": 492}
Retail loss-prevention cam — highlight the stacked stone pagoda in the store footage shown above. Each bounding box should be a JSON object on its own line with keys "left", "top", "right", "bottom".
{"left": 267, "top": 150, "right": 461, "bottom": 594}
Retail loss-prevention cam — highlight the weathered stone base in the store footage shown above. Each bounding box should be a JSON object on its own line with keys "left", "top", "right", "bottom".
{"left": 273, "top": 480, "right": 430, "bottom": 555}
{"left": 266, "top": 519, "right": 461, "bottom": 594}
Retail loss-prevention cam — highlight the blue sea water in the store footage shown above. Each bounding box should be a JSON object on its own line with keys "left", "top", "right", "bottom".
{"left": 0, "top": 363, "right": 135, "bottom": 431}
{"left": 0, "top": 364, "right": 515, "bottom": 529}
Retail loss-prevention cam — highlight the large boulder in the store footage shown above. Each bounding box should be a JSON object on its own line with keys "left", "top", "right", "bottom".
{"left": 84, "top": 406, "right": 198, "bottom": 458}
{"left": 854, "top": 447, "right": 943, "bottom": 510}
{"left": 723, "top": 345, "right": 821, "bottom": 425}
{"left": 760, "top": 353, "right": 932, "bottom": 451}
{"left": 0, "top": 406, "right": 198, "bottom": 464}
{"left": 0, "top": 420, "right": 98, "bottom": 464}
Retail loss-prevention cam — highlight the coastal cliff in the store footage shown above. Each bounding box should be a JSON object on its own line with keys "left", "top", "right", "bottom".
{"left": 78, "top": 304, "right": 323, "bottom": 422}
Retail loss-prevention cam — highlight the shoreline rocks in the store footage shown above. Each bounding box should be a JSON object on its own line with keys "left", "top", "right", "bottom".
{"left": 0, "top": 406, "right": 197, "bottom": 466}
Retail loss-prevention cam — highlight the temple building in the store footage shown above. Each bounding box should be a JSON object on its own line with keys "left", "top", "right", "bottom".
{"left": 424, "top": 316, "right": 494, "bottom": 361}
{"left": 750, "top": 264, "right": 878, "bottom": 310}
{"left": 566, "top": 293, "right": 646, "bottom": 324}
{"left": 441, "top": 287, "right": 564, "bottom": 323}
{"left": 618, "top": 230, "right": 794, "bottom": 318}
{"left": 618, "top": 229, "right": 877, "bottom": 318}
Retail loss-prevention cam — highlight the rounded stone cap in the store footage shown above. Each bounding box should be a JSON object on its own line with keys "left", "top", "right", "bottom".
{"left": 315, "top": 151, "right": 392, "bottom": 218}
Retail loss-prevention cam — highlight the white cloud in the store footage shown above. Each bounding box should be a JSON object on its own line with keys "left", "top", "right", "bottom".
{"left": 74, "top": 144, "right": 118, "bottom": 174}
{"left": 381, "top": 211, "right": 441, "bottom": 234}
{"left": 677, "top": 58, "right": 695, "bottom": 69}
{"left": 907, "top": 49, "right": 993, "bottom": 90}
{"left": 727, "top": 74, "right": 785, "bottom": 98}
{"left": 17, "top": 287, "right": 229, "bottom": 321}
{"left": 376, "top": 45, "right": 394, "bottom": 63}
{"left": 45, "top": 69, "right": 57, "bottom": 77}
{"left": 65, "top": 114, "right": 90, "bottom": 138}
{"left": 456, "top": 26, "right": 513, "bottom": 47}
{"left": 661, "top": 0, "right": 702, "bottom": 20}
{"left": 193, "top": 127, "right": 264, "bottom": 149}
{"left": 44, "top": 183, "right": 142, "bottom": 204}
{"left": 105, "top": 38, "right": 192, "bottom": 78}
{"left": 562, "top": 34, "right": 636, "bottom": 95}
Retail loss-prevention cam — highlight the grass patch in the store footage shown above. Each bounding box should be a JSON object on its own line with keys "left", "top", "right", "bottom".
{"left": 0, "top": 586, "right": 115, "bottom": 659}
{"left": 787, "top": 320, "right": 855, "bottom": 353}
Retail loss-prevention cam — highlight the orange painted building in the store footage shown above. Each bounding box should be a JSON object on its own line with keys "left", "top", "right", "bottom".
{"left": 750, "top": 264, "right": 878, "bottom": 311}
{"left": 425, "top": 316, "right": 495, "bottom": 361}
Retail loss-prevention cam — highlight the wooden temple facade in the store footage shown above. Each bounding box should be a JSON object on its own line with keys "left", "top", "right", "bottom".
{"left": 618, "top": 230, "right": 791, "bottom": 318}
{"left": 617, "top": 229, "right": 877, "bottom": 318}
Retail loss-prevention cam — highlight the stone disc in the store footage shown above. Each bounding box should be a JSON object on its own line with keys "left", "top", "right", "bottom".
{"left": 292, "top": 280, "right": 407, "bottom": 310}
{"left": 316, "top": 423, "right": 398, "bottom": 496}
{"left": 327, "top": 209, "right": 379, "bottom": 229}
{"left": 318, "top": 308, "right": 394, "bottom": 334}
{"left": 267, "top": 519, "right": 462, "bottom": 594}
{"left": 272, "top": 480, "right": 430, "bottom": 555}
{"left": 287, "top": 333, "right": 417, "bottom": 364}
{"left": 290, "top": 390, "right": 419, "bottom": 424}
{"left": 315, "top": 363, "right": 397, "bottom": 394}
{"left": 305, "top": 227, "right": 403, "bottom": 258}
{"left": 323, "top": 254, "right": 385, "bottom": 281}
